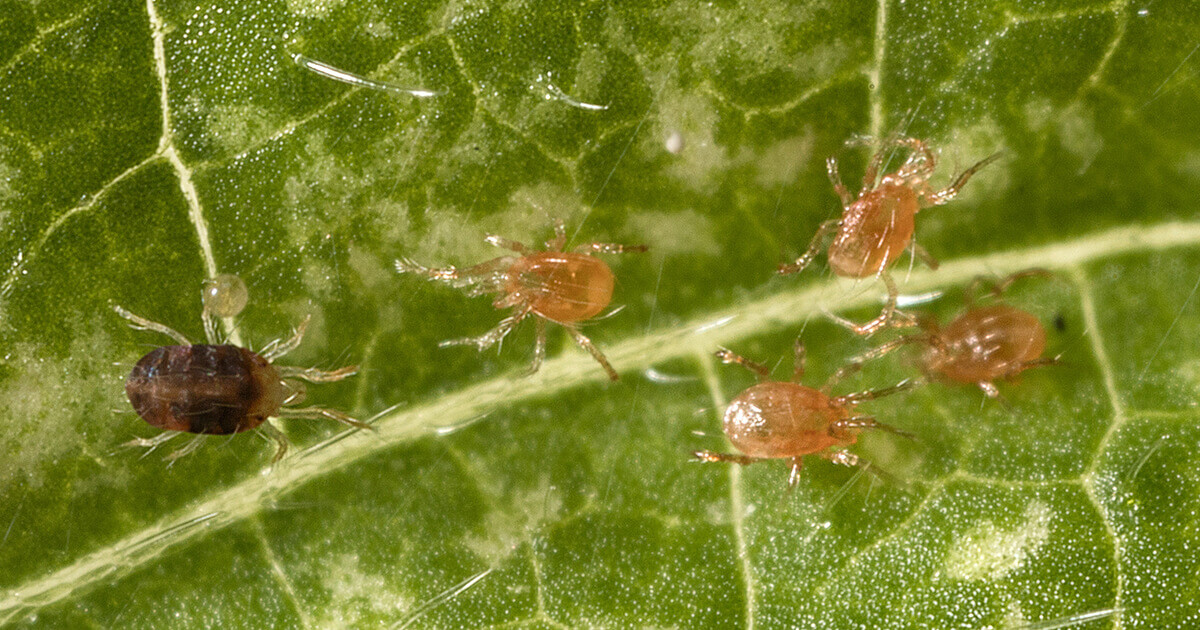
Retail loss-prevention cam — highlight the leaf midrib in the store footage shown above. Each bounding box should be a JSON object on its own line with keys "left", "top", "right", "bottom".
{"left": 3, "top": 218, "right": 1198, "bottom": 623}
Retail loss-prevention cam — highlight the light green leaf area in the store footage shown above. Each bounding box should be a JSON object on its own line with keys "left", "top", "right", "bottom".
{"left": 1, "top": 0, "right": 1199, "bottom": 627}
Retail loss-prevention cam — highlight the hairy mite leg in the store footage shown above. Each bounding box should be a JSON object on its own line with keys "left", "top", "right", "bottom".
{"left": 924, "top": 152, "right": 1002, "bottom": 205}
{"left": 562, "top": 323, "right": 619, "bottom": 380}
{"left": 440, "top": 307, "right": 531, "bottom": 351}
{"left": 395, "top": 257, "right": 514, "bottom": 294}
{"left": 258, "top": 421, "right": 290, "bottom": 464}
{"left": 692, "top": 450, "right": 767, "bottom": 466}
{"left": 791, "top": 338, "right": 807, "bottom": 382}
{"left": 546, "top": 218, "right": 567, "bottom": 251}
{"left": 572, "top": 242, "right": 649, "bottom": 255}
{"left": 715, "top": 348, "right": 772, "bottom": 381}
{"left": 113, "top": 305, "right": 192, "bottom": 346}
{"left": 910, "top": 242, "right": 940, "bottom": 270}
{"left": 484, "top": 234, "right": 530, "bottom": 254}
{"left": 261, "top": 315, "right": 311, "bottom": 362}
{"left": 833, "top": 378, "right": 919, "bottom": 406}
{"left": 778, "top": 219, "right": 840, "bottom": 275}
{"left": 782, "top": 457, "right": 803, "bottom": 489}
{"left": 826, "top": 156, "right": 853, "bottom": 206}
{"left": 827, "top": 273, "right": 916, "bottom": 335}
{"left": 964, "top": 267, "right": 1053, "bottom": 305}
{"left": 165, "top": 434, "right": 205, "bottom": 463}
{"left": 277, "top": 365, "right": 358, "bottom": 382}
{"left": 123, "top": 431, "right": 176, "bottom": 457}
{"left": 833, "top": 415, "right": 917, "bottom": 439}
{"left": 528, "top": 317, "right": 547, "bottom": 376}
{"left": 201, "top": 309, "right": 220, "bottom": 345}
{"left": 893, "top": 138, "right": 937, "bottom": 181}
{"left": 276, "top": 406, "right": 373, "bottom": 431}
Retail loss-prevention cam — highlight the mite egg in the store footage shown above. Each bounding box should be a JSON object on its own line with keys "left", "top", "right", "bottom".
{"left": 202, "top": 274, "right": 249, "bottom": 318}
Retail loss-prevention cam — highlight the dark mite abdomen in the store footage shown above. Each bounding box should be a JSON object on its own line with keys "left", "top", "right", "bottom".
{"left": 126, "top": 345, "right": 284, "bottom": 435}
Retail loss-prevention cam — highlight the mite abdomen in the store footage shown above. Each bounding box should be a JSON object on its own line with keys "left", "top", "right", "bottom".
{"left": 125, "top": 345, "right": 285, "bottom": 435}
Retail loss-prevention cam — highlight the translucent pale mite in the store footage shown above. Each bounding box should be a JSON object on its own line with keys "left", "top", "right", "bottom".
{"left": 395, "top": 219, "right": 647, "bottom": 380}
{"left": 114, "top": 304, "right": 369, "bottom": 463}
{"left": 694, "top": 338, "right": 916, "bottom": 489}
{"left": 854, "top": 269, "right": 1060, "bottom": 399}
{"left": 779, "top": 136, "right": 1001, "bottom": 335}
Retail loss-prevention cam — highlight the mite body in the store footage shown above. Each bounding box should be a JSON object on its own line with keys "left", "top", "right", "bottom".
{"left": 115, "top": 305, "right": 366, "bottom": 462}
{"left": 126, "top": 344, "right": 284, "bottom": 435}
{"left": 859, "top": 269, "right": 1059, "bottom": 398}
{"left": 695, "top": 338, "right": 915, "bottom": 488}
{"left": 923, "top": 304, "right": 1047, "bottom": 388}
{"left": 396, "top": 219, "right": 646, "bottom": 380}
{"left": 780, "top": 136, "right": 1000, "bottom": 335}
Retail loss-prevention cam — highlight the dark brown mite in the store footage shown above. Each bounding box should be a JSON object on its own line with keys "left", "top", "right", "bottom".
{"left": 125, "top": 345, "right": 285, "bottom": 435}
{"left": 693, "top": 338, "right": 916, "bottom": 489}
{"left": 854, "top": 269, "right": 1060, "bottom": 399}
{"left": 779, "top": 136, "right": 1000, "bottom": 335}
{"left": 396, "top": 218, "right": 646, "bottom": 380}
{"left": 114, "top": 305, "right": 368, "bottom": 462}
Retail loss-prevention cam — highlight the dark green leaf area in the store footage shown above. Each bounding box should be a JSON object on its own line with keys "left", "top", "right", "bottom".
{"left": 1094, "top": 414, "right": 1200, "bottom": 628}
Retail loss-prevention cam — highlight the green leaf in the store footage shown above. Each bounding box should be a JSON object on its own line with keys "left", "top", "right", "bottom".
{"left": 1, "top": 0, "right": 1198, "bottom": 627}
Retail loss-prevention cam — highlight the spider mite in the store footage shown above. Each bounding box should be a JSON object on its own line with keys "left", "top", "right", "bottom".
{"left": 396, "top": 219, "right": 647, "bottom": 380}
{"left": 855, "top": 269, "right": 1060, "bottom": 399}
{"left": 778, "top": 136, "right": 1001, "bottom": 335}
{"left": 114, "top": 304, "right": 369, "bottom": 463}
{"left": 693, "top": 338, "right": 916, "bottom": 489}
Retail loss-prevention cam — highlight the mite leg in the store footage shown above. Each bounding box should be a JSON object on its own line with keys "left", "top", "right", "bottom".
{"left": 546, "top": 217, "right": 568, "bottom": 251}
{"left": 839, "top": 135, "right": 885, "bottom": 192}
{"left": 527, "top": 317, "right": 547, "bottom": 376}
{"left": 924, "top": 151, "right": 1002, "bottom": 206}
{"left": 823, "top": 450, "right": 860, "bottom": 468}
{"left": 201, "top": 309, "right": 221, "bottom": 345}
{"left": 778, "top": 219, "right": 840, "bottom": 275}
{"left": 833, "top": 379, "right": 919, "bottom": 406}
{"left": 277, "top": 365, "right": 358, "bottom": 383}
{"left": 693, "top": 450, "right": 767, "bottom": 466}
{"left": 910, "top": 242, "right": 940, "bottom": 270}
{"left": 261, "top": 315, "right": 311, "bottom": 362}
{"left": 113, "top": 305, "right": 192, "bottom": 346}
{"left": 892, "top": 137, "right": 937, "bottom": 182}
{"left": 439, "top": 308, "right": 530, "bottom": 351}
{"left": 395, "top": 257, "right": 513, "bottom": 294}
{"left": 823, "top": 451, "right": 907, "bottom": 488}
{"left": 826, "top": 156, "right": 853, "bottom": 206}
{"left": 715, "top": 347, "right": 772, "bottom": 381}
{"left": 827, "top": 272, "right": 917, "bottom": 335}
{"left": 165, "top": 434, "right": 206, "bottom": 463}
{"left": 563, "top": 323, "right": 619, "bottom": 381}
{"left": 832, "top": 415, "right": 917, "bottom": 440}
{"left": 484, "top": 234, "right": 530, "bottom": 254}
{"left": 791, "top": 338, "right": 807, "bottom": 382}
{"left": 276, "top": 406, "right": 373, "bottom": 431}
{"left": 964, "top": 268, "right": 1054, "bottom": 305}
{"left": 573, "top": 242, "right": 649, "bottom": 255}
{"left": 822, "top": 334, "right": 931, "bottom": 393}
{"left": 122, "top": 431, "right": 177, "bottom": 458}
{"left": 977, "top": 381, "right": 1002, "bottom": 399}
{"left": 788, "top": 456, "right": 804, "bottom": 490}
{"left": 258, "top": 421, "right": 290, "bottom": 464}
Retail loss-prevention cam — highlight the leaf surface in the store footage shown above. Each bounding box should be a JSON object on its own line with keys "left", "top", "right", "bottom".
{"left": 1, "top": 0, "right": 1198, "bottom": 628}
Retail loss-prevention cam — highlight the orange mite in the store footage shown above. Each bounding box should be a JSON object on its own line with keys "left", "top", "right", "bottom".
{"left": 694, "top": 338, "right": 915, "bottom": 488}
{"left": 115, "top": 305, "right": 368, "bottom": 462}
{"left": 396, "top": 219, "right": 646, "bottom": 380}
{"left": 857, "top": 269, "right": 1060, "bottom": 398}
{"left": 779, "top": 136, "right": 1000, "bottom": 335}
